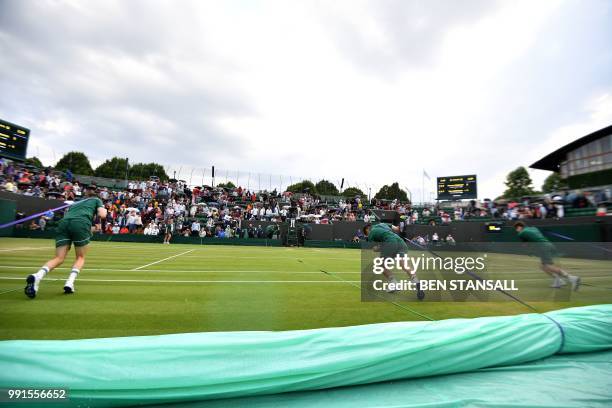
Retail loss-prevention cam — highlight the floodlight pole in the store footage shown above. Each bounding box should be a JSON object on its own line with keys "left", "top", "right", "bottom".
{"left": 422, "top": 173, "right": 424, "bottom": 205}
{"left": 404, "top": 186, "right": 412, "bottom": 203}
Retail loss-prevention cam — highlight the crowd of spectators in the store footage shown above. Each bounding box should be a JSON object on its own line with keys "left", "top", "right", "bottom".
{"left": 1, "top": 158, "right": 610, "bottom": 238}
{"left": 0, "top": 159, "right": 379, "bottom": 238}
{"left": 402, "top": 190, "right": 610, "bottom": 226}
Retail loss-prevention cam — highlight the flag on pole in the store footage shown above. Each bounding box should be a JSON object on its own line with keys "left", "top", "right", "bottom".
{"left": 423, "top": 169, "right": 431, "bottom": 180}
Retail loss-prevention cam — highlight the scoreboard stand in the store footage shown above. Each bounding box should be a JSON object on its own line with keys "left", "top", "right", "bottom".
{"left": 0, "top": 118, "right": 30, "bottom": 161}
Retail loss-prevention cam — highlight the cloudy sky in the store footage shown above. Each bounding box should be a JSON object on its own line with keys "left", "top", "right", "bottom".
{"left": 1, "top": 0, "right": 611, "bottom": 200}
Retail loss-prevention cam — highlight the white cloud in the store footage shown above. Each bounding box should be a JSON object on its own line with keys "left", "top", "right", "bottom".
{"left": 1, "top": 0, "right": 610, "bottom": 200}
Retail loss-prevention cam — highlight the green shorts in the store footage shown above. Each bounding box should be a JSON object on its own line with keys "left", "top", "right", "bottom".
{"left": 55, "top": 219, "right": 92, "bottom": 248}
{"left": 381, "top": 241, "right": 409, "bottom": 259}
{"left": 538, "top": 246, "right": 556, "bottom": 265}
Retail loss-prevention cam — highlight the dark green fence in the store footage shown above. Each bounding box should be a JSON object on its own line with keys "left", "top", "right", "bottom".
{"left": 0, "top": 199, "right": 16, "bottom": 237}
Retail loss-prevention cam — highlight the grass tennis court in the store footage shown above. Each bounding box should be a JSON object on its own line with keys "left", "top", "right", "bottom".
{"left": 0, "top": 237, "right": 610, "bottom": 340}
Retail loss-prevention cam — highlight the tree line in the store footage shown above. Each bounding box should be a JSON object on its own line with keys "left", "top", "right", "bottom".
{"left": 500, "top": 166, "right": 568, "bottom": 200}
{"left": 26, "top": 152, "right": 567, "bottom": 201}
{"left": 27, "top": 152, "right": 169, "bottom": 181}
{"left": 285, "top": 180, "right": 409, "bottom": 201}
{"left": 27, "top": 153, "right": 410, "bottom": 199}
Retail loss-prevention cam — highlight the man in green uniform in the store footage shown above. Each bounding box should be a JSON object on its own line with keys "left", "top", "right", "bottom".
{"left": 265, "top": 224, "right": 279, "bottom": 239}
{"left": 25, "top": 187, "right": 107, "bottom": 298}
{"left": 363, "top": 223, "right": 425, "bottom": 300}
{"left": 514, "top": 221, "right": 580, "bottom": 290}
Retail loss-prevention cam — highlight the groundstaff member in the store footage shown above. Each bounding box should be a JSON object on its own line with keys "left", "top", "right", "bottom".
{"left": 363, "top": 223, "right": 425, "bottom": 300}
{"left": 514, "top": 221, "right": 581, "bottom": 290}
{"left": 25, "top": 186, "right": 107, "bottom": 298}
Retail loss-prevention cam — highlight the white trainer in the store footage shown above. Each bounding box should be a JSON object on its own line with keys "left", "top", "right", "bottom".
{"left": 24, "top": 274, "right": 41, "bottom": 298}
{"left": 63, "top": 282, "right": 75, "bottom": 294}
{"left": 550, "top": 276, "right": 567, "bottom": 288}
{"left": 386, "top": 278, "right": 399, "bottom": 293}
{"left": 568, "top": 275, "right": 581, "bottom": 291}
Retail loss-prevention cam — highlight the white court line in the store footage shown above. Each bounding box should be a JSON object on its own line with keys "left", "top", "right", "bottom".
{"left": 131, "top": 249, "right": 195, "bottom": 271}
{"left": 0, "top": 265, "right": 359, "bottom": 274}
{"left": 178, "top": 256, "right": 358, "bottom": 261}
{"left": 0, "top": 277, "right": 356, "bottom": 284}
{"left": 0, "top": 247, "right": 50, "bottom": 252}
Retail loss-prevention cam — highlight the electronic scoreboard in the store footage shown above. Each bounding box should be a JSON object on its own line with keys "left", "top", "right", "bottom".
{"left": 0, "top": 119, "right": 30, "bottom": 161}
{"left": 437, "top": 175, "right": 477, "bottom": 200}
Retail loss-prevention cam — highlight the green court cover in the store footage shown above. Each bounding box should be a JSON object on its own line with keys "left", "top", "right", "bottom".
{"left": 0, "top": 305, "right": 610, "bottom": 407}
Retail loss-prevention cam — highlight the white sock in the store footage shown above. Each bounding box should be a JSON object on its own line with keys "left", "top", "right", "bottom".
{"left": 66, "top": 269, "right": 79, "bottom": 286}
{"left": 34, "top": 266, "right": 49, "bottom": 280}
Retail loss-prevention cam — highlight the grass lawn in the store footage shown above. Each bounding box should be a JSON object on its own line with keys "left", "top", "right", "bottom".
{"left": 0, "top": 237, "right": 610, "bottom": 340}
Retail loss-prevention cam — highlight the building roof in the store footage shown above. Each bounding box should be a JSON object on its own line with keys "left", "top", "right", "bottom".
{"left": 530, "top": 124, "right": 612, "bottom": 171}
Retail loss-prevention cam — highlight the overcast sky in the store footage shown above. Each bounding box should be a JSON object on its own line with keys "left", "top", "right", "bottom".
{"left": 1, "top": 0, "right": 611, "bottom": 200}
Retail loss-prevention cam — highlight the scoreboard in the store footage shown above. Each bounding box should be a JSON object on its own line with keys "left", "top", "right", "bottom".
{"left": 437, "top": 175, "right": 477, "bottom": 200}
{"left": 0, "top": 119, "right": 30, "bottom": 161}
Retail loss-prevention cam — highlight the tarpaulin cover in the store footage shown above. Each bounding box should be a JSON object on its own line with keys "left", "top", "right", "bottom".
{"left": 147, "top": 350, "right": 612, "bottom": 408}
{"left": 0, "top": 305, "right": 610, "bottom": 407}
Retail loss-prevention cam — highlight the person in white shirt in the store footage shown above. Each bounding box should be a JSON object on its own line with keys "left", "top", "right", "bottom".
{"left": 127, "top": 211, "right": 138, "bottom": 233}
{"left": 191, "top": 221, "right": 201, "bottom": 236}
{"left": 555, "top": 203, "right": 564, "bottom": 219}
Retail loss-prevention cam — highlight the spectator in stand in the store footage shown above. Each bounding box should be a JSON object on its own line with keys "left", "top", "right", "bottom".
{"left": 538, "top": 203, "right": 548, "bottom": 219}
{"left": 555, "top": 201, "right": 565, "bottom": 219}
{"left": 596, "top": 204, "right": 608, "bottom": 216}
{"left": 441, "top": 212, "right": 451, "bottom": 224}
{"left": 191, "top": 221, "right": 201, "bottom": 236}
{"left": 454, "top": 206, "right": 463, "bottom": 221}
{"left": 127, "top": 210, "right": 138, "bottom": 233}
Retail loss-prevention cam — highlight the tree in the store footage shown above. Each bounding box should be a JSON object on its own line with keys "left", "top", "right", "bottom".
{"left": 342, "top": 187, "right": 365, "bottom": 197}
{"left": 285, "top": 180, "right": 316, "bottom": 194}
{"left": 55, "top": 152, "right": 94, "bottom": 175}
{"left": 502, "top": 166, "right": 535, "bottom": 199}
{"left": 25, "top": 157, "right": 43, "bottom": 168}
{"left": 315, "top": 179, "right": 339, "bottom": 195}
{"left": 94, "top": 157, "right": 129, "bottom": 179}
{"left": 542, "top": 172, "right": 568, "bottom": 193}
{"left": 216, "top": 181, "right": 236, "bottom": 188}
{"left": 129, "top": 162, "right": 169, "bottom": 181}
{"left": 374, "top": 182, "right": 408, "bottom": 201}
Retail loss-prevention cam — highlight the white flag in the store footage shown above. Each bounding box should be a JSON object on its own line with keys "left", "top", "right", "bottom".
{"left": 423, "top": 169, "right": 431, "bottom": 180}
